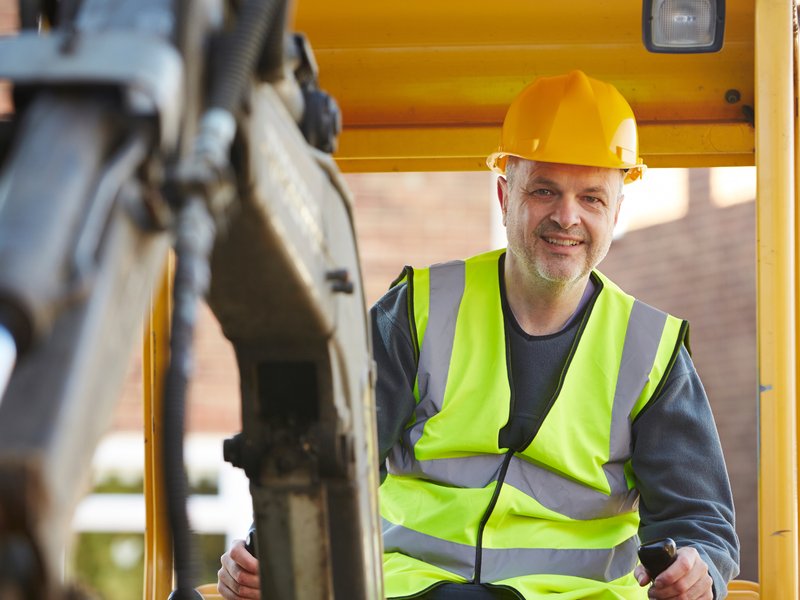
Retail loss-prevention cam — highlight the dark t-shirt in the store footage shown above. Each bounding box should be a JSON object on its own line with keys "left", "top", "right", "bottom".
{"left": 497, "top": 263, "right": 596, "bottom": 450}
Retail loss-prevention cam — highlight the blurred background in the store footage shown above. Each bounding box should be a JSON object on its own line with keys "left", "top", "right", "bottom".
{"left": 0, "top": 2, "right": 758, "bottom": 597}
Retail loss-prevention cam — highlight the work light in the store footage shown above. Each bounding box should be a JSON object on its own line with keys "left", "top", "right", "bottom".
{"left": 643, "top": 0, "right": 725, "bottom": 53}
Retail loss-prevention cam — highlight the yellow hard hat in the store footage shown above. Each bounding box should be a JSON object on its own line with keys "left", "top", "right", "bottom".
{"left": 486, "top": 70, "right": 645, "bottom": 184}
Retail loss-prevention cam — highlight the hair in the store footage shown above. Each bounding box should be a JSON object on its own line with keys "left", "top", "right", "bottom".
{"left": 504, "top": 156, "right": 521, "bottom": 189}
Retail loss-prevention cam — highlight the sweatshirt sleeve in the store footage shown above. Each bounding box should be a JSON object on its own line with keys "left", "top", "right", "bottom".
{"left": 370, "top": 283, "right": 418, "bottom": 483}
{"left": 632, "top": 346, "right": 740, "bottom": 598}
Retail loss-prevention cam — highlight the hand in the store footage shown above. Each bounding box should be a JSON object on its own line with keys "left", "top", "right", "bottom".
{"left": 218, "top": 539, "right": 261, "bottom": 599}
{"left": 634, "top": 546, "right": 712, "bottom": 599}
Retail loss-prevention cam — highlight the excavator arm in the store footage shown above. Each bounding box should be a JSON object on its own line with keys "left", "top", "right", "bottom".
{"left": 0, "top": 1, "right": 381, "bottom": 598}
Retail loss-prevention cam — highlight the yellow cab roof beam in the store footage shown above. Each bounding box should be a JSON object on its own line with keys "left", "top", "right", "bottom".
{"left": 293, "top": 0, "right": 755, "bottom": 171}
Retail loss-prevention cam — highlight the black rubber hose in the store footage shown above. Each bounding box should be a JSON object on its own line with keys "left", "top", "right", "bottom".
{"left": 162, "top": 195, "right": 216, "bottom": 600}
{"left": 258, "top": 0, "right": 288, "bottom": 82}
{"left": 209, "top": 0, "right": 285, "bottom": 114}
{"left": 162, "top": 4, "right": 283, "bottom": 596}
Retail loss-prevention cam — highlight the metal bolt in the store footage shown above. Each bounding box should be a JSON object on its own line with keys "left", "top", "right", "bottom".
{"left": 326, "top": 269, "right": 354, "bottom": 294}
{"left": 725, "top": 89, "right": 741, "bottom": 104}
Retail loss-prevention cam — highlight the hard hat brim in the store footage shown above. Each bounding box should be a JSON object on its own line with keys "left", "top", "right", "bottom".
{"left": 486, "top": 151, "right": 646, "bottom": 185}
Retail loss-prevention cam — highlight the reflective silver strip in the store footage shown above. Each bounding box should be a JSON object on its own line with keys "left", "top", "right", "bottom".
{"left": 383, "top": 519, "right": 639, "bottom": 583}
{"left": 603, "top": 300, "right": 668, "bottom": 497}
{"left": 383, "top": 519, "right": 475, "bottom": 581}
{"left": 503, "top": 455, "right": 639, "bottom": 520}
{"left": 387, "top": 452, "right": 506, "bottom": 486}
{"left": 386, "top": 450, "right": 639, "bottom": 520}
{"left": 481, "top": 534, "right": 640, "bottom": 583}
{"left": 389, "top": 296, "right": 669, "bottom": 520}
{"left": 409, "top": 260, "right": 465, "bottom": 448}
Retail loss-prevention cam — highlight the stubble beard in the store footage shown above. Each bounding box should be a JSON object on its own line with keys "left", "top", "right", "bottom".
{"left": 512, "top": 232, "right": 614, "bottom": 294}
{"left": 530, "top": 226, "right": 594, "bottom": 287}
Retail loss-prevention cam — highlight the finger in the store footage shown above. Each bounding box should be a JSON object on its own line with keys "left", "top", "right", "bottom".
{"left": 654, "top": 547, "right": 697, "bottom": 586}
{"left": 230, "top": 539, "right": 260, "bottom": 573}
{"left": 221, "top": 543, "right": 260, "bottom": 590}
{"left": 220, "top": 558, "right": 261, "bottom": 594}
{"left": 635, "top": 564, "right": 652, "bottom": 587}
{"left": 219, "top": 540, "right": 261, "bottom": 599}
{"left": 650, "top": 548, "right": 710, "bottom": 599}
{"left": 677, "top": 573, "right": 713, "bottom": 600}
{"left": 218, "top": 566, "right": 261, "bottom": 600}
{"left": 652, "top": 575, "right": 712, "bottom": 600}
{"left": 217, "top": 574, "right": 238, "bottom": 600}
{"left": 647, "top": 574, "right": 712, "bottom": 600}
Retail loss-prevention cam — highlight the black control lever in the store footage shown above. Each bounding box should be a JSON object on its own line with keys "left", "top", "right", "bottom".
{"left": 638, "top": 537, "right": 677, "bottom": 579}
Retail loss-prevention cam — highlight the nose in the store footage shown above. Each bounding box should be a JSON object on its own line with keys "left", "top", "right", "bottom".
{"left": 549, "top": 196, "right": 581, "bottom": 229}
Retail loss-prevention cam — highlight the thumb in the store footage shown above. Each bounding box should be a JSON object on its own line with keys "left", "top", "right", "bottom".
{"left": 634, "top": 565, "right": 651, "bottom": 587}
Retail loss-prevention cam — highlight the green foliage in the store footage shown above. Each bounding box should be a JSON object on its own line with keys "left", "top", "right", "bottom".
{"left": 70, "top": 533, "right": 144, "bottom": 600}
{"left": 69, "top": 532, "right": 226, "bottom": 599}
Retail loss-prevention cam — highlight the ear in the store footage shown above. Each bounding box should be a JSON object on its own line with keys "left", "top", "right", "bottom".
{"left": 497, "top": 176, "right": 509, "bottom": 226}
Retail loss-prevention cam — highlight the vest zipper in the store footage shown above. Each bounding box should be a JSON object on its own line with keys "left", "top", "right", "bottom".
{"left": 473, "top": 449, "right": 514, "bottom": 583}
{"left": 474, "top": 274, "right": 603, "bottom": 584}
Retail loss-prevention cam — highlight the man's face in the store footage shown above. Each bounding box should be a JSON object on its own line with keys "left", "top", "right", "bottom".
{"left": 498, "top": 159, "right": 623, "bottom": 287}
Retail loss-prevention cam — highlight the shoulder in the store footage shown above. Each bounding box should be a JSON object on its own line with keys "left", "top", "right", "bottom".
{"left": 371, "top": 281, "right": 408, "bottom": 322}
{"left": 634, "top": 343, "right": 705, "bottom": 426}
{"left": 667, "top": 343, "right": 696, "bottom": 379}
{"left": 370, "top": 282, "right": 413, "bottom": 351}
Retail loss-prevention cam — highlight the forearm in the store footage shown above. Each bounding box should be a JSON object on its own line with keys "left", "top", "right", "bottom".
{"left": 370, "top": 284, "right": 418, "bottom": 482}
{"left": 632, "top": 348, "right": 739, "bottom": 597}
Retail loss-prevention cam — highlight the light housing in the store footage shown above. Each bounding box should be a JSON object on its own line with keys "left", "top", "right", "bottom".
{"left": 643, "top": 0, "right": 725, "bottom": 53}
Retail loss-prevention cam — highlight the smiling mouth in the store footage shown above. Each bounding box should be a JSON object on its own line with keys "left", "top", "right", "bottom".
{"left": 544, "top": 237, "right": 581, "bottom": 247}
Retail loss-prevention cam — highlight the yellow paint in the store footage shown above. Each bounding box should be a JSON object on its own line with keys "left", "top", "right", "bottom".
{"left": 755, "top": 0, "right": 798, "bottom": 597}
{"left": 334, "top": 122, "right": 754, "bottom": 173}
{"left": 726, "top": 579, "right": 760, "bottom": 598}
{"left": 196, "top": 583, "right": 223, "bottom": 599}
{"left": 143, "top": 253, "right": 174, "bottom": 600}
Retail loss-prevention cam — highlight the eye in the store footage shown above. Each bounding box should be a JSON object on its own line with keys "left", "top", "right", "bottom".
{"left": 583, "top": 195, "right": 605, "bottom": 205}
{"left": 531, "top": 188, "right": 554, "bottom": 197}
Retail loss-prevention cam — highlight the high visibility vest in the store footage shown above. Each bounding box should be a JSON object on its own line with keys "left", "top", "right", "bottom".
{"left": 381, "top": 249, "right": 688, "bottom": 600}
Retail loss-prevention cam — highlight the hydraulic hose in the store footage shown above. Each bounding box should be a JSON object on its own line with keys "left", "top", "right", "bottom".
{"left": 162, "top": 195, "right": 216, "bottom": 600}
{"left": 162, "top": 2, "right": 286, "bottom": 596}
{"left": 259, "top": 0, "right": 289, "bottom": 82}
{"left": 209, "top": 0, "right": 285, "bottom": 114}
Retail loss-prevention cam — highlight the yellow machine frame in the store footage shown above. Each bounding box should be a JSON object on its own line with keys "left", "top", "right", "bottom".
{"left": 141, "top": 1, "right": 800, "bottom": 598}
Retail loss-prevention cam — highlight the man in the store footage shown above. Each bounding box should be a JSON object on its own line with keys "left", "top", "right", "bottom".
{"left": 219, "top": 70, "right": 739, "bottom": 600}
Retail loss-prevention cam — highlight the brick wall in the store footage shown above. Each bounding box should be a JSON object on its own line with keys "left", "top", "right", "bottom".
{"left": 347, "top": 171, "right": 497, "bottom": 304}
{"left": 0, "top": 1, "right": 15, "bottom": 31}
{"left": 0, "top": 0, "right": 16, "bottom": 112}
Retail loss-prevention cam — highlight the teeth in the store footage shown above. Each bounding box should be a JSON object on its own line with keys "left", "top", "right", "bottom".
{"left": 545, "top": 238, "right": 580, "bottom": 246}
